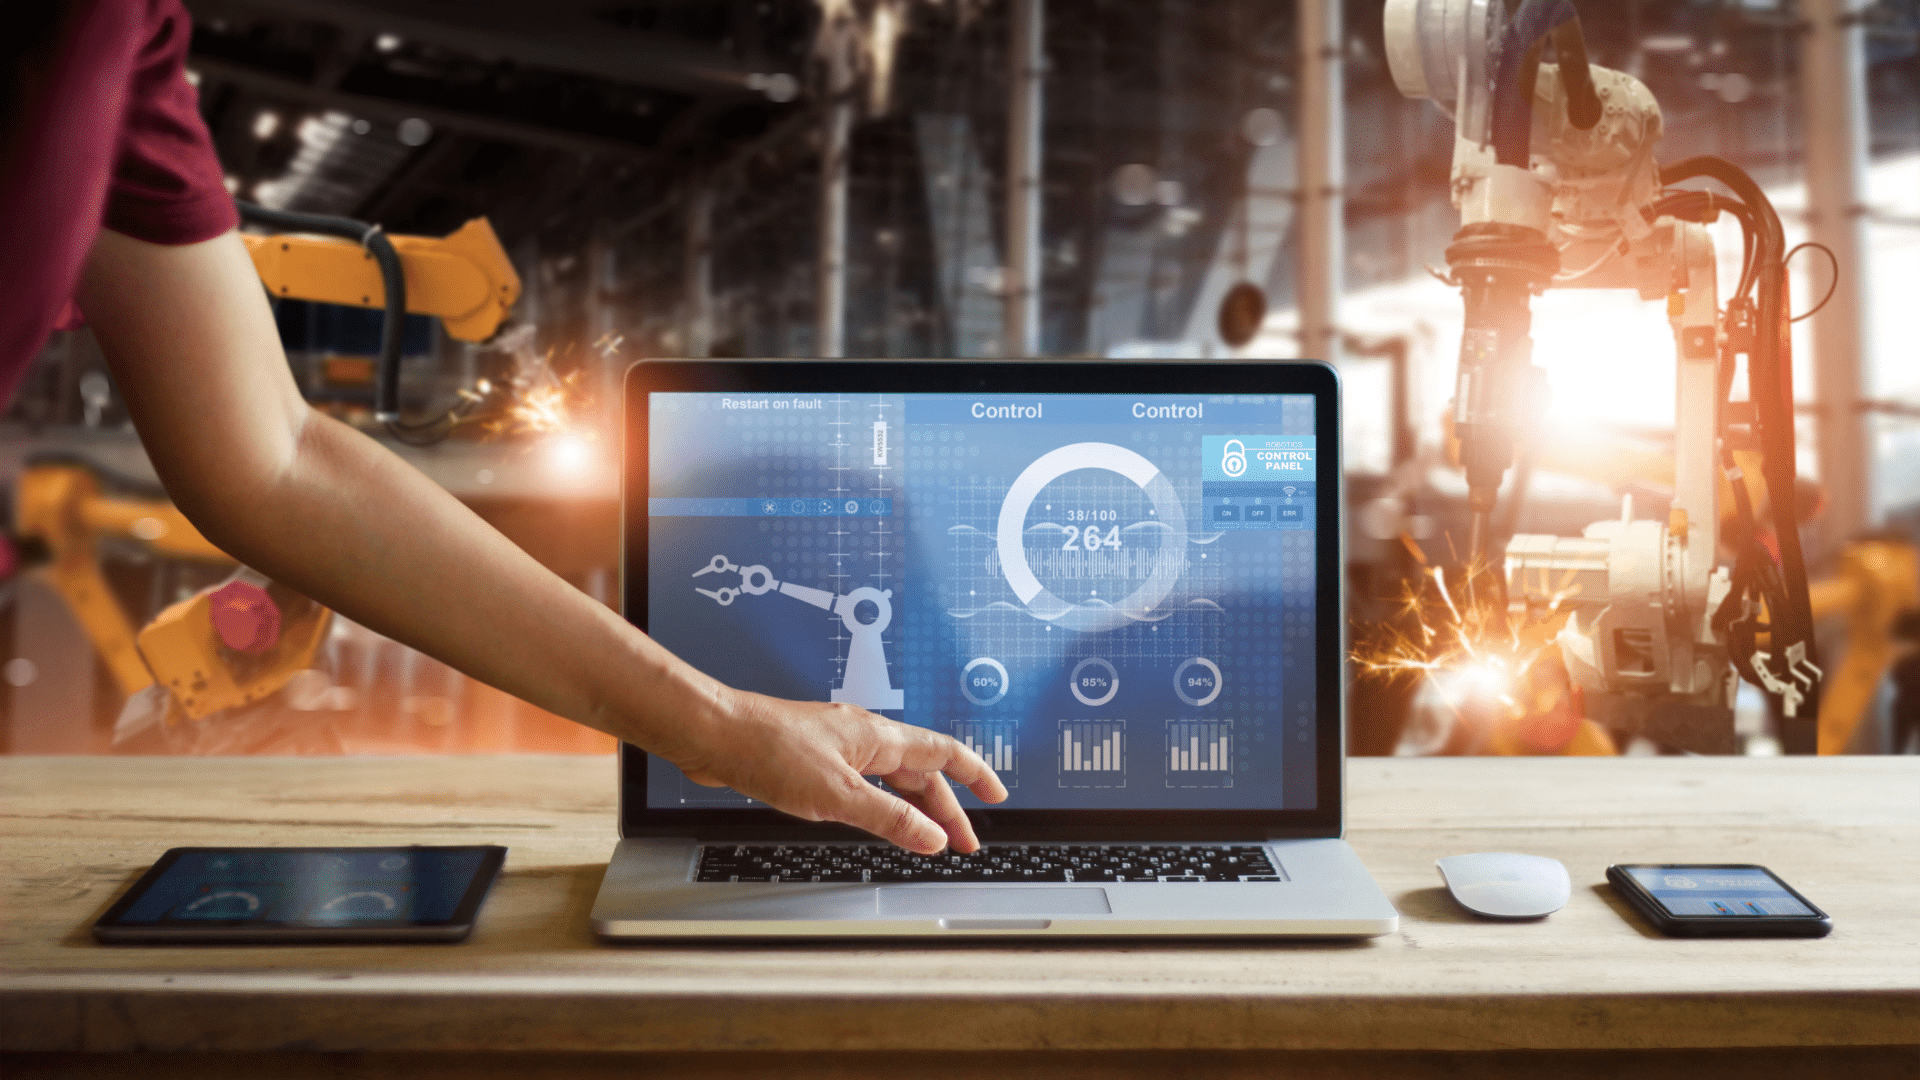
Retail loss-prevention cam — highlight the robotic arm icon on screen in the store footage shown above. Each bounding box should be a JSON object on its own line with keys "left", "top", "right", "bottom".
{"left": 691, "top": 554, "right": 904, "bottom": 711}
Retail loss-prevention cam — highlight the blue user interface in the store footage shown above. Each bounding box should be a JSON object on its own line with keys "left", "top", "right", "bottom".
{"left": 645, "top": 392, "right": 1320, "bottom": 811}
{"left": 1626, "top": 867, "right": 1816, "bottom": 917}
{"left": 116, "top": 849, "right": 489, "bottom": 924}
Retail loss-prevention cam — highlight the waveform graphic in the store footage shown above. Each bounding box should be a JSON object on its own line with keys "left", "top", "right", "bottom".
{"left": 946, "top": 600, "right": 1028, "bottom": 619}
{"left": 985, "top": 547, "right": 1186, "bottom": 581}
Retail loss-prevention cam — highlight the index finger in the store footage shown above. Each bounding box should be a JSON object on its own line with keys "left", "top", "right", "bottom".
{"left": 887, "top": 725, "right": 1009, "bottom": 805}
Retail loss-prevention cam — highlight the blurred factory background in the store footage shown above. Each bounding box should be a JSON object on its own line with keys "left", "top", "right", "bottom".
{"left": 3, "top": 0, "right": 1916, "bottom": 756}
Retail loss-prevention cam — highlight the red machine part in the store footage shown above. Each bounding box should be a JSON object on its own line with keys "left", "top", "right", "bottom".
{"left": 209, "top": 580, "right": 281, "bottom": 655}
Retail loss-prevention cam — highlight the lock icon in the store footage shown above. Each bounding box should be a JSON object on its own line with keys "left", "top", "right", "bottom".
{"left": 1221, "top": 439, "right": 1248, "bottom": 477}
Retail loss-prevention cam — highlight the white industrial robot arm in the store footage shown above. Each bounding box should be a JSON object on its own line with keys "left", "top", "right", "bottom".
{"left": 692, "top": 554, "right": 904, "bottom": 711}
{"left": 1384, "top": 0, "right": 1822, "bottom": 748}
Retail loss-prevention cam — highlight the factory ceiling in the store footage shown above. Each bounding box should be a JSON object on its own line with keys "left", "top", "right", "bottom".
{"left": 177, "top": 0, "right": 1918, "bottom": 360}
{"left": 185, "top": 0, "right": 816, "bottom": 245}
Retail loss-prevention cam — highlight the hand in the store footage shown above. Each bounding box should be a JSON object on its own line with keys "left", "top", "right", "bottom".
{"left": 670, "top": 690, "right": 1008, "bottom": 853}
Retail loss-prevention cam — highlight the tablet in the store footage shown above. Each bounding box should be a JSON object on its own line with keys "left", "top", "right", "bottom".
{"left": 92, "top": 846, "right": 507, "bottom": 944}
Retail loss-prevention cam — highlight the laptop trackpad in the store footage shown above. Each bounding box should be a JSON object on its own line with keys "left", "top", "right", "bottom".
{"left": 877, "top": 887, "right": 1110, "bottom": 917}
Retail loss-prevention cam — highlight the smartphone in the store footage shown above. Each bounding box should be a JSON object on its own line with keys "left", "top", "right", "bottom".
{"left": 93, "top": 846, "right": 507, "bottom": 944}
{"left": 1606, "top": 863, "right": 1831, "bottom": 938}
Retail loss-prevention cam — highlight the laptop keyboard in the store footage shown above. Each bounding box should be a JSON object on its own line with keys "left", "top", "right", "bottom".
{"left": 695, "top": 844, "right": 1285, "bottom": 883}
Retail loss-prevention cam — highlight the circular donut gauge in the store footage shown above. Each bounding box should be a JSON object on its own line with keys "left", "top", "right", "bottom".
{"left": 1173, "top": 657, "right": 1224, "bottom": 707}
{"left": 179, "top": 890, "right": 262, "bottom": 917}
{"left": 315, "top": 889, "right": 403, "bottom": 920}
{"left": 960, "top": 657, "right": 1010, "bottom": 706}
{"left": 995, "top": 442, "right": 1188, "bottom": 634}
{"left": 1070, "top": 657, "right": 1120, "bottom": 707}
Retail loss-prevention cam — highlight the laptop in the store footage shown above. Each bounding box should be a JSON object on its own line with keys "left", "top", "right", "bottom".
{"left": 591, "top": 360, "right": 1398, "bottom": 938}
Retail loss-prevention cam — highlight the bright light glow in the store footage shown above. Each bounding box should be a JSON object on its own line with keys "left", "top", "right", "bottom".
{"left": 2, "top": 658, "right": 36, "bottom": 688}
{"left": 253, "top": 112, "right": 352, "bottom": 210}
{"left": 1460, "top": 658, "right": 1509, "bottom": 698}
{"left": 810, "top": 0, "right": 910, "bottom": 112}
{"left": 397, "top": 117, "right": 433, "bottom": 147}
{"left": 252, "top": 110, "right": 280, "bottom": 140}
{"left": 1248, "top": 153, "right": 1920, "bottom": 517}
{"left": 866, "top": 0, "right": 903, "bottom": 113}
{"left": 547, "top": 434, "right": 593, "bottom": 473}
{"left": 1641, "top": 34, "right": 1694, "bottom": 53}
{"left": 375, "top": 33, "right": 402, "bottom": 52}
{"left": 1527, "top": 290, "right": 1678, "bottom": 430}
{"left": 1427, "top": 660, "right": 1519, "bottom": 714}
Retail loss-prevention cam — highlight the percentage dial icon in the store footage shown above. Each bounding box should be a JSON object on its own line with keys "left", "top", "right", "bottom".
{"left": 1173, "top": 657, "right": 1223, "bottom": 707}
{"left": 1070, "top": 657, "right": 1120, "bottom": 707}
{"left": 960, "top": 657, "right": 1010, "bottom": 707}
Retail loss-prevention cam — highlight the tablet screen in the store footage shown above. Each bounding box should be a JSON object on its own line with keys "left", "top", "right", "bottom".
{"left": 98, "top": 846, "right": 505, "bottom": 928}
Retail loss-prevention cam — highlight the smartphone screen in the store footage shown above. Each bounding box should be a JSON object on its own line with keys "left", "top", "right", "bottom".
{"left": 95, "top": 846, "right": 506, "bottom": 942}
{"left": 1607, "top": 863, "right": 1830, "bottom": 937}
{"left": 1620, "top": 865, "right": 1815, "bottom": 918}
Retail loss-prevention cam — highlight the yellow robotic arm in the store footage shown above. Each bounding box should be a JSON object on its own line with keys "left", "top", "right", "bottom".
{"left": 241, "top": 215, "right": 520, "bottom": 343}
{"left": 14, "top": 465, "right": 227, "bottom": 695}
{"left": 10, "top": 208, "right": 521, "bottom": 721}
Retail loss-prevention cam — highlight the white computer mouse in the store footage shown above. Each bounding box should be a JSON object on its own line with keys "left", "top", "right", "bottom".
{"left": 1435, "top": 852, "right": 1571, "bottom": 919}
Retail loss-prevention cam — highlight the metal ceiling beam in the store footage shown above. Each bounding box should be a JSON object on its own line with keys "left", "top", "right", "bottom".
{"left": 1296, "top": 0, "right": 1343, "bottom": 365}
{"left": 190, "top": 56, "right": 657, "bottom": 167}
{"left": 1801, "top": 0, "right": 1876, "bottom": 554}
{"left": 186, "top": 0, "right": 791, "bottom": 98}
{"left": 1003, "top": 0, "right": 1044, "bottom": 357}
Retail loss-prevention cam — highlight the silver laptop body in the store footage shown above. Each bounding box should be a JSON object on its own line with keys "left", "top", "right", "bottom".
{"left": 592, "top": 360, "right": 1398, "bottom": 938}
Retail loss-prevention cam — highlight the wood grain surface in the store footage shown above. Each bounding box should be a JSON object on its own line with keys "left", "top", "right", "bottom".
{"left": 2, "top": 755, "right": 1916, "bottom": 1059}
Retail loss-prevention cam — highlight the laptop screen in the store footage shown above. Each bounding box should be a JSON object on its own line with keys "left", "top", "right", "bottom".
{"left": 636, "top": 375, "right": 1330, "bottom": 819}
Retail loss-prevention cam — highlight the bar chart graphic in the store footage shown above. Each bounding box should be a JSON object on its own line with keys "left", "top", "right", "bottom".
{"left": 953, "top": 721, "right": 1018, "bottom": 788}
{"left": 1165, "top": 720, "right": 1233, "bottom": 787}
{"left": 1058, "top": 720, "right": 1126, "bottom": 787}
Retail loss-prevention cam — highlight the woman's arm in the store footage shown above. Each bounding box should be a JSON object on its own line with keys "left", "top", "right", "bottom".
{"left": 78, "top": 226, "right": 1004, "bottom": 851}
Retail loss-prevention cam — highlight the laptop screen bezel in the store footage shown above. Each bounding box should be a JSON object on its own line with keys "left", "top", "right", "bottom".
{"left": 619, "top": 360, "right": 1343, "bottom": 842}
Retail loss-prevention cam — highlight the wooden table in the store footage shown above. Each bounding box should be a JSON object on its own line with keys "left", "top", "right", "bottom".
{"left": 2, "top": 756, "right": 1916, "bottom": 1079}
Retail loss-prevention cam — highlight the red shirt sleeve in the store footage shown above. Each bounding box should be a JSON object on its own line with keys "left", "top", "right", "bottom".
{"left": 0, "top": 0, "right": 237, "bottom": 402}
{"left": 103, "top": 0, "right": 238, "bottom": 245}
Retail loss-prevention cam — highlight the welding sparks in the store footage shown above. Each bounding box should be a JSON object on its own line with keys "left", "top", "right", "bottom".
{"left": 1353, "top": 536, "right": 1582, "bottom": 730}
{"left": 499, "top": 378, "right": 577, "bottom": 437}
{"left": 466, "top": 330, "right": 604, "bottom": 444}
